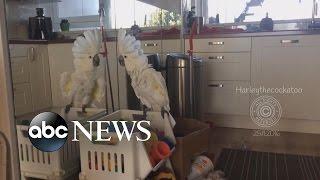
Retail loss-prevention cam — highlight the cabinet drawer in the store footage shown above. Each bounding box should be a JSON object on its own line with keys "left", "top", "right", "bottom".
{"left": 13, "top": 84, "right": 33, "bottom": 116}
{"left": 186, "top": 37, "right": 251, "bottom": 53}
{"left": 205, "top": 81, "right": 250, "bottom": 115}
{"left": 140, "top": 40, "right": 161, "bottom": 53}
{"left": 162, "top": 39, "right": 181, "bottom": 53}
{"left": 253, "top": 35, "right": 320, "bottom": 48}
{"left": 11, "top": 57, "right": 30, "bottom": 84}
{"left": 9, "top": 44, "right": 36, "bottom": 57}
{"left": 199, "top": 53, "right": 250, "bottom": 81}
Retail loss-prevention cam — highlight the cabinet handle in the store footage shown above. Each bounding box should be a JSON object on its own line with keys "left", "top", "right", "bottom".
{"left": 280, "top": 40, "right": 299, "bottom": 44}
{"left": 208, "top": 41, "right": 224, "bottom": 46}
{"left": 28, "top": 47, "right": 36, "bottom": 62}
{"left": 208, "top": 56, "right": 224, "bottom": 60}
{"left": 144, "top": 43, "right": 158, "bottom": 47}
{"left": 208, "top": 84, "right": 224, "bottom": 88}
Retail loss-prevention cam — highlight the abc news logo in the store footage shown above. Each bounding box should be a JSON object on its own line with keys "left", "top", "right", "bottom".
{"left": 28, "top": 112, "right": 151, "bottom": 152}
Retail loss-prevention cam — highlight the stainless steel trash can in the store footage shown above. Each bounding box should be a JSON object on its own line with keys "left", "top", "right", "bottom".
{"left": 166, "top": 53, "right": 202, "bottom": 119}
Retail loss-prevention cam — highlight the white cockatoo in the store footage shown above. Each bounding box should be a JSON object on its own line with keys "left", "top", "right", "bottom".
{"left": 117, "top": 29, "right": 176, "bottom": 126}
{"left": 60, "top": 29, "right": 105, "bottom": 113}
{"left": 118, "top": 29, "right": 170, "bottom": 112}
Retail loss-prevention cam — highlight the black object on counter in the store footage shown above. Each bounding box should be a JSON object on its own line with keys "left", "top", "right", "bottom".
{"left": 29, "top": 8, "right": 53, "bottom": 40}
{"left": 260, "top": 13, "right": 274, "bottom": 31}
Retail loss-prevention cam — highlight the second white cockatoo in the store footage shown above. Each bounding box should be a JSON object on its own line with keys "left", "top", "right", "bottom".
{"left": 117, "top": 29, "right": 171, "bottom": 115}
{"left": 60, "top": 29, "right": 105, "bottom": 113}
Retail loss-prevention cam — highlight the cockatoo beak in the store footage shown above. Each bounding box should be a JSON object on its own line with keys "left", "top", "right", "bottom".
{"left": 92, "top": 54, "right": 100, "bottom": 67}
{"left": 118, "top": 55, "right": 125, "bottom": 66}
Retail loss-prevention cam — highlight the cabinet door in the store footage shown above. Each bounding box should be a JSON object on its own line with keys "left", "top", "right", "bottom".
{"left": 13, "top": 84, "right": 33, "bottom": 116}
{"left": 30, "top": 45, "right": 52, "bottom": 111}
{"left": 48, "top": 43, "right": 74, "bottom": 107}
{"left": 11, "top": 57, "right": 30, "bottom": 84}
{"left": 205, "top": 81, "right": 250, "bottom": 115}
{"left": 252, "top": 35, "right": 320, "bottom": 120}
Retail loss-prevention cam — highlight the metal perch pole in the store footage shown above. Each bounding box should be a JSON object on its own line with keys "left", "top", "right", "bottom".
{"left": 99, "top": 1, "right": 115, "bottom": 112}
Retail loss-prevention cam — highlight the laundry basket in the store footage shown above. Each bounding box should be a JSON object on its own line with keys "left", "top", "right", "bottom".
{"left": 78, "top": 110, "right": 176, "bottom": 180}
{"left": 17, "top": 108, "right": 104, "bottom": 180}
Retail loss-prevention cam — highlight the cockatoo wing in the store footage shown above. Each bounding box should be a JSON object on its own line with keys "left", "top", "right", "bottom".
{"left": 133, "top": 68, "right": 170, "bottom": 111}
{"left": 60, "top": 72, "right": 73, "bottom": 97}
{"left": 92, "top": 77, "right": 105, "bottom": 103}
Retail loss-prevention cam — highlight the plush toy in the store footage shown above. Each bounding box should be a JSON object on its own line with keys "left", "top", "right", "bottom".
{"left": 60, "top": 29, "right": 105, "bottom": 113}
{"left": 152, "top": 167, "right": 176, "bottom": 180}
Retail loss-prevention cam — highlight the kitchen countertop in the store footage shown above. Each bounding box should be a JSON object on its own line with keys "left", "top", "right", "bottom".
{"left": 9, "top": 30, "right": 320, "bottom": 44}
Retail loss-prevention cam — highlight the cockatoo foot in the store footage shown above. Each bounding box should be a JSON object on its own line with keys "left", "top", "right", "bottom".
{"left": 142, "top": 105, "right": 151, "bottom": 120}
{"left": 161, "top": 107, "right": 170, "bottom": 119}
{"left": 65, "top": 103, "right": 73, "bottom": 114}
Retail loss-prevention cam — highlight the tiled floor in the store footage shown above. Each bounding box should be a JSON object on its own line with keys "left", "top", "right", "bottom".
{"left": 209, "top": 127, "right": 320, "bottom": 163}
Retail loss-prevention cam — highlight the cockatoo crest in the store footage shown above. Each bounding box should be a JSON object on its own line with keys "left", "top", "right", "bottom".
{"left": 72, "top": 29, "right": 104, "bottom": 72}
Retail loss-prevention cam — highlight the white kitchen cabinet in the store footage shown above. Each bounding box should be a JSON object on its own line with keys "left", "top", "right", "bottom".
{"left": 10, "top": 44, "right": 52, "bottom": 116}
{"left": 193, "top": 38, "right": 252, "bottom": 117}
{"left": 252, "top": 35, "right": 320, "bottom": 120}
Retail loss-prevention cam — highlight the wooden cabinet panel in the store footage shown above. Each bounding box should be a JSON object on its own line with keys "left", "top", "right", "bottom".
{"left": 11, "top": 57, "right": 30, "bottom": 84}
{"left": 30, "top": 45, "right": 52, "bottom": 111}
{"left": 162, "top": 39, "right": 182, "bottom": 53}
{"left": 197, "top": 52, "right": 250, "bottom": 81}
{"left": 252, "top": 35, "right": 320, "bottom": 120}
{"left": 13, "top": 84, "right": 33, "bottom": 116}
{"left": 9, "top": 44, "right": 31, "bottom": 57}
{"left": 205, "top": 81, "right": 250, "bottom": 115}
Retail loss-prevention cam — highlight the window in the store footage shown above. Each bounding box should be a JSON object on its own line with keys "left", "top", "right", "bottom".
{"left": 57, "top": 0, "right": 99, "bottom": 18}
{"left": 111, "top": 0, "right": 180, "bottom": 29}
{"left": 52, "top": 0, "right": 181, "bottom": 31}
{"left": 207, "top": 0, "right": 316, "bottom": 24}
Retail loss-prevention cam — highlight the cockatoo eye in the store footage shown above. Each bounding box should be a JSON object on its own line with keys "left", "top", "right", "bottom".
{"left": 92, "top": 54, "right": 100, "bottom": 67}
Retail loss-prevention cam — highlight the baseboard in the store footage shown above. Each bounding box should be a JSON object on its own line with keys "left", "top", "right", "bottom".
{"left": 202, "top": 113, "right": 320, "bottom": 134}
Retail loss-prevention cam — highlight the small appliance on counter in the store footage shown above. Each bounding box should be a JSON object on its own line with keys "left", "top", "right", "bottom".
{"left": 260, "top": 13, "right": 274, "bottom": 31}
{"left": 28, "top": 8, "right": 53, "bottom": 40}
